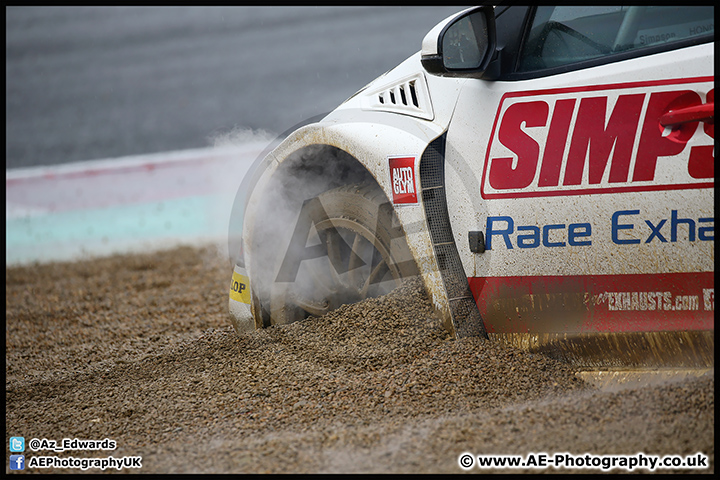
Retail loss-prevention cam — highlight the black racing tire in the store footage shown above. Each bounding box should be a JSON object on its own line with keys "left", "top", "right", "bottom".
{"left": 268, "top": 182, "right": 419, "bottom": 325}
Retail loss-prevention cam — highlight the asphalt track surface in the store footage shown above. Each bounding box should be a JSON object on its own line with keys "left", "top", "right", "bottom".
{"left": 6, "top": 6, "right": 464, "bottom": 169}
{"left": 6, "top": 6, "right": 464, "bottom": 264}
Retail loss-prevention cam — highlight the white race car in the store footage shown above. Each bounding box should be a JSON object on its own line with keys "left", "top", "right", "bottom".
{"left": 228, "top": 5, "right": 714, "bottom": 370}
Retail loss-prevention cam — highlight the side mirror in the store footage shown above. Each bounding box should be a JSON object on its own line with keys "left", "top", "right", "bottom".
{"left": 421, "top": 6, "right": 496, "bottom": 78}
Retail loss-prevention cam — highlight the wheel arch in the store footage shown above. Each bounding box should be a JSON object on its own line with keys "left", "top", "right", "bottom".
{"left": 241, "top": 120, "right": 457, "bottom": 332}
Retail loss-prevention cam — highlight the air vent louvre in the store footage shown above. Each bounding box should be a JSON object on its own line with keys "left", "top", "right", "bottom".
{"left": 361, "top": 73, "right": 433, "bottom": 120}
{"left": 408, "top": 81, "right": 419, "bottom": 108}
{"left": 377, "top": 80, "right": 420, "bottom": 108}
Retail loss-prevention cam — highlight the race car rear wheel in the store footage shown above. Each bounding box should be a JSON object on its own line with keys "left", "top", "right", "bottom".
{"left": 268, "top": 182, "right": 419, "bottom": 325}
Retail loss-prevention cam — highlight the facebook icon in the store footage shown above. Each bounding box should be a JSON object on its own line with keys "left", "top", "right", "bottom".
{"left": 10, "top": 455, "right": 25, "bottom": 470}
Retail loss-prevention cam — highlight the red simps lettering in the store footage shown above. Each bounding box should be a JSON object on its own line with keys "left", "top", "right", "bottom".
{"left": 688, "top": 88, "right": 714, "bottom": 179}
{"left": 488, "top": 101, "right": 548, "bottom": 190}
{"left": 633, "top": 91, "right": 701, "bottom": 182}
{"left": 538, "top": 98, "right": 575, "bottom": 187}
{"left": 484, "top": 81, "right": 714, "bottom": 198}
{"left": 564, "top": 94, "right": 645, "bottom": 185}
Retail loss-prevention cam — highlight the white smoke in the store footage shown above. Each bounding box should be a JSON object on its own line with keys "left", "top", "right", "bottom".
{"left": 210, "top": 126, "right": 276, "bottom": 149}
{"left": 239, "top": 143, "right": 379, "bottom": 322}
{"left": 201, "top": 127, "right": 281, "bottom": 266}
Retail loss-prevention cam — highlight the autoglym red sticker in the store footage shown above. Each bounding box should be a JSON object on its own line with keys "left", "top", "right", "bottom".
{"left": 389, "top": 156, "right": 418, "bottom": 205}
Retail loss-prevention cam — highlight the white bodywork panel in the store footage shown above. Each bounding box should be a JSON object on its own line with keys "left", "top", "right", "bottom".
{"left": 444, "top": 43, "right": 714, "bottom": 279}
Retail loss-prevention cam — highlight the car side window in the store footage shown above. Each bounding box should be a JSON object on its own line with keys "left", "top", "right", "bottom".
{"left": 518, "top": 6, "right": 714, "bottom": 72}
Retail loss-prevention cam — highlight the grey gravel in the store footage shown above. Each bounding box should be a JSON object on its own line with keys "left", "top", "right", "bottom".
{"left": 5, "top": 245, "right": 714, "bottom": 473}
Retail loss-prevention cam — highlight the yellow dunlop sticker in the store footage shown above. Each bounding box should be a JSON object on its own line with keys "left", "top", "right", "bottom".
{"left": 229, "top": 271, "right": 251, "bottom": 304}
